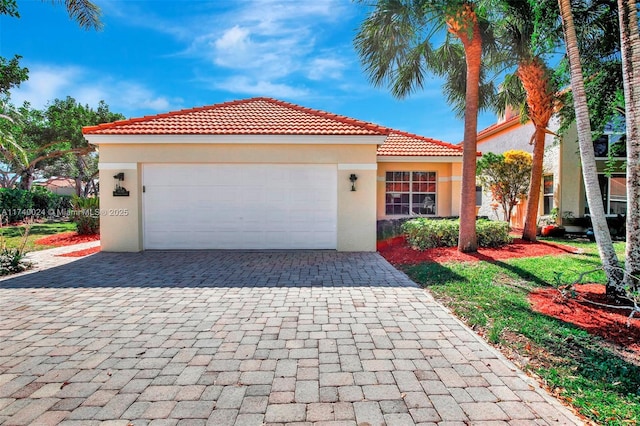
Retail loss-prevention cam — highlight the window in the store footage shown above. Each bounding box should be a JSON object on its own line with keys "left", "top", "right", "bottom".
{"left": 543, "top": 175, "right": 554, "bottom": 215}
{"left": 585, "top": 174, "right": 627, "bottom": 216}
{"left": 475, "top": 185, "right": 482, "bottom": 206}
{"left": 385, "top": 171, "right": 436, "bottom": 215}
{"left": 600, "top": 174, "right": 627, "bottom": 215}
{"left": 593, "top": 134, "right": 627, "bottom": 158}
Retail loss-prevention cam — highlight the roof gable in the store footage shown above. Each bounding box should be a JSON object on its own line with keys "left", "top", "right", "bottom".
{"left": 83, "top": 97, "right": 388, "bottom": 136}
{"left": 83, "top": 97, "right": 466, "bottom": 157}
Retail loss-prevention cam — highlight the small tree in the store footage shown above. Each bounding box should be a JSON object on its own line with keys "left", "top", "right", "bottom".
{"left": 477, "top": 150, "right": 532, "bottom": 223}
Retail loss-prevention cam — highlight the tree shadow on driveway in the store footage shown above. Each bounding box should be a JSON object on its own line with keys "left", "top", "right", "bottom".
{"left": 0, "top": 251, "right": 420, "bottom": 289}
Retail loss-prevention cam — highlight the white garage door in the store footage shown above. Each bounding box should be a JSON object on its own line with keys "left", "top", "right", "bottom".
{"left": 143, "top": 164, "right": 337, "bottom": 249}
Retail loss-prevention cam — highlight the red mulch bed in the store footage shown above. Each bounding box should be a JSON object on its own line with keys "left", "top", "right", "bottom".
{"left": 530, "top": 284, "right": 640, "bottom": 353}
{"left": 35, "top": 232, "right": 100, "bottom": 247}
{"left": 378, "top": 236, "right": 580, "bottom": 266}
{"left": 57, "top": 246, "right": 101, "bottom": 257}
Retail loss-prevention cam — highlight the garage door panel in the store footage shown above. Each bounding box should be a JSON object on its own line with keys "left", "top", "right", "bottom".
{"left": 143, "top": 164, "right": 337, "bottom": 249}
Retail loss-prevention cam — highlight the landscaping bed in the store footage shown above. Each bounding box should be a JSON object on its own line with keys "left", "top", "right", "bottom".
{"left": 530, "top": 284, "right": 640, "bottom": 356}
{"left": 34, "top": 231, "right": 100, "bottom": 247}
{"left": 378, "top": 236, "right": 579, "bottom": 265}
{"left": 57, "top": 246, "right": 100, "bottom": 257}
{"left": 34, "top": 231, "right": 100, "bottom": 258}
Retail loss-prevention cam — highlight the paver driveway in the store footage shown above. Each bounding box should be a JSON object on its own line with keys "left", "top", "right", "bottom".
{"left": 0, "top": 251, "right": 582, "bottom": 425}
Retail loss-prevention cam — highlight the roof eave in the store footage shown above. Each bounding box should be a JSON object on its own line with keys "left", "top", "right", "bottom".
{"left": 376, "top": 155, "right": 464, "bottom": 162}
{"left": 85, "top": 133, "right": 388, "bottom": 145}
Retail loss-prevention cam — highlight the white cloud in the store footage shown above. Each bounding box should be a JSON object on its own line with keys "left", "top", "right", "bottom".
{"left": 215, "top": 25, "right": 251, "bottom": 51}
{"left": 10, "top": 66, "right": 83, "bottom": 109}
{"left": 100, "top": 0, "right": 359, "bottom": 101}
{"left": 10, "top": 63, "right": 177, "bottom": 115}
{"left": 308, "top": 58, "right": 346, "bottom": 81}
{"left": 141, "top": 0, "right": 353, "bottom": 97}
{"left": 214, "top": 76, "right": 309, "bottom": 99}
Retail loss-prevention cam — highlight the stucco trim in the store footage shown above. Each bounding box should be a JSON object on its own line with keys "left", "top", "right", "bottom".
{"left": 86, "top": 134, "right": 387, "bottom": 145}
{"left": 377, "top": 156, "right": 463, "bottom": 162}
{"left": 99, "top": 163, "right": 137, "bottom": 170}
{"left": 337, "top": 163, "right": 377, "bottom": 170}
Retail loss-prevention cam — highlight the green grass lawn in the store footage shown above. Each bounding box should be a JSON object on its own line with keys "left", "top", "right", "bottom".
{"left": 0, "top": 221, "right": 76, "bottom": 252}
{"left": 403, "top": 239, "right": 639, "bottom": 425}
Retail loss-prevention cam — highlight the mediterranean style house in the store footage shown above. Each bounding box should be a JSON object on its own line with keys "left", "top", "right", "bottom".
{"left": 83, "top": 97, "right": 470, "bottom": 252}
{"left": 476, "top": 111, "right": 627, "bottom": 231}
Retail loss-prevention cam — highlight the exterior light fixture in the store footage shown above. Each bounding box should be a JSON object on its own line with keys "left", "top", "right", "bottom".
{"left": 349, "top": 173, "right": 358, "bottom": 191}
{"left": 113, "top": 172, "right": 130, "bottom": 197}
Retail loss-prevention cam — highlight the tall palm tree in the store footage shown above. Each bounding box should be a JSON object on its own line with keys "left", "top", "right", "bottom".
{"left": 617, "top": 0, "right": 640, "bottom": 289}
{"left": 496, "top": 0, "right": 559, "bottom": 241}
{"left": 355, "top": 0, "right": 498, "bottom": 252}
{"left": 558, "top": 0, "right": 624, "bottom": 297}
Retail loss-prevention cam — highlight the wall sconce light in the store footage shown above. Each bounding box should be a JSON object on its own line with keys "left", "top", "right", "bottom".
{"left": 349, "top": 173, "right": 358, "bottom": 192}
{"left": 113, "top": 172, "right": 130, "bottom": 197}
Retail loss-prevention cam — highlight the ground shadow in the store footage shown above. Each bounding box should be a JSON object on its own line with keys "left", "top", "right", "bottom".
{"left": 0, "top": 251, "right": 420, "bottom": 289}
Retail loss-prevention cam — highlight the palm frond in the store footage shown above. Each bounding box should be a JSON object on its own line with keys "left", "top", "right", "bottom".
{"left": 46, "top": 0, "right": 102, "bottom": 31}
{"left": 494, "top": 72, "right": 527, "bottom": 119}
{"left": 354, "top": 0, "right": 446, "bottom": 98}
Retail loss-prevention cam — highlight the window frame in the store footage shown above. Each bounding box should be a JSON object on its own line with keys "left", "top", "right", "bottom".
{"left": 593, "top": 133, "right": 627, "bottom": 159}
{"left": 600, "top": 173, "right": 627, "bottom": 216}
{"left": 542, "top": 174, "right": 554, "bottom": 215}
{"left": 584, "top": 173, "right": 627, "bottom": 216}
{"left": 385, "top": 171, "right": 437, "bottom": 216}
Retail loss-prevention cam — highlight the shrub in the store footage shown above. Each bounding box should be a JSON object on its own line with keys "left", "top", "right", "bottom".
{"left": 0, "top": 247, "right": 31, "bottom": 275}
{"left": 31, "top": 186, "right": 72, "bottom": 214}
{"left": 402, "top": 218, "right": 459, "bottom": 250}
{"left": 476, "top": 219, "right": 512, "bottom": 248}
{"left": 0, "top": 187, "right": 71, "bottom": 222}
{"left": 0, "top": 224, "right": 32, "bottom": 276}
{"left": 71, "top": 196, "right": 100, "bottom": 235}
{"left": 0, "top": 188, "right": 33, "bottom": 223}
{"left": 402, "top": 218, "right": 512, "bottom": 250}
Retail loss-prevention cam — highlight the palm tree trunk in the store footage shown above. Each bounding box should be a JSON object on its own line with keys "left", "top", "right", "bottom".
{"left": 517, "top": 59, "right": 554, "bottom": 242}
{"left": 558, "top": 0, "right": 624, "bottom": 297}
{"left": 618, "top": 0, "right": 640, "bottom": 289}
{"left": 522, "top": 127, "right": 546, "bottom": 240}
{"left": 452, "top": 6, "right": 481, "bottom": 253}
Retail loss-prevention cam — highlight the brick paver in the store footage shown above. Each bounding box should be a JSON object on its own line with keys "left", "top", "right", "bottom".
{"left": 0, "top": 250, "right": 583, "bottom": 424}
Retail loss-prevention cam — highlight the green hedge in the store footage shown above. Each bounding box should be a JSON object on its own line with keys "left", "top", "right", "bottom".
{"left": 402, "top": 218, "right": 512, "bottom": 250}
{"left": 476, "top": 219, "right": 512, "bottom": 248}
{"left": 0, "top": 187, "right": 71, "bottom": 223}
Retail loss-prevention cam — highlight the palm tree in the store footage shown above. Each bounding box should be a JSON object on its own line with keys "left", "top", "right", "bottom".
{"left": 496, "top": 0, "right": 559, "bottom": 241}
{"left": 355, "top": 0, "right": 498, "bottom": 252}
{"left": 617, "top": 0, "right": 640, "bottom": 289}
{"left": 557, "top": 0, "right": 624, "bottom": 297}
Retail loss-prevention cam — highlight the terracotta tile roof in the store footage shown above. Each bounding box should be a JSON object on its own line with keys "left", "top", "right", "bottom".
{"left": 82, "top": 97, "right": 468, "bottom": 157}
{"left": 82, "top": 97, "right": 388, "bottom": 136}
{"left": 377, "top": 131, "right": 464, "bottom": 157}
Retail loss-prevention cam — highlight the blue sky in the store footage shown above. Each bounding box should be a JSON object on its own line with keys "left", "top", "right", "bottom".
{"left": 1, "top": 0, "right": 500, "bottom": 143}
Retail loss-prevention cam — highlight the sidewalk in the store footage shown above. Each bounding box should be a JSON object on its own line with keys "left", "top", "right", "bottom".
{"left": 22, "top": 240, "right": 101, "bottom": 273}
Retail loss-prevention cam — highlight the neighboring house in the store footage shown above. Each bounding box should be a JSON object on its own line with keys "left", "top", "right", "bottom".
{"left": 476, "top": 112, "right": 627, "bottom": 230}
{"left": 32, "top": 177, "right": 76, "bottom": 196}
{"left": 83, "top": 97, "right": 467, "bottom": 252}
